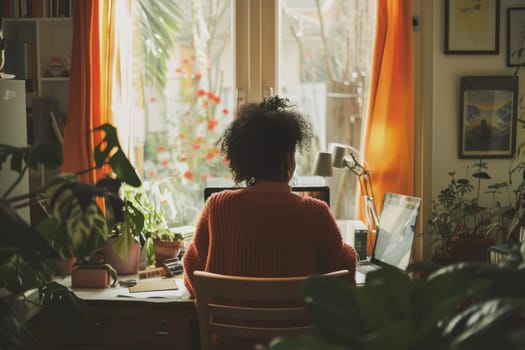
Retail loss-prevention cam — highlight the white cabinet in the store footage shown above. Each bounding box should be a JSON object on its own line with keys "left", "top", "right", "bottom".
{"left": 0, "top": 80, "right": 30, "bottom": 222}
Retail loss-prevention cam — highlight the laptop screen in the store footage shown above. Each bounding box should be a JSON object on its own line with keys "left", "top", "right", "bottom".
{"left": 204, "top": 186, "right": 330, "bottom": 207}
{"left": 371, "top": 192, "right": 421, "bottom": 270}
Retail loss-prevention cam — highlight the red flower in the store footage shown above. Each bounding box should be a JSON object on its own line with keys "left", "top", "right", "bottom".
{"left": 203, "top": 101, "right": 209, "bottom": 108}
{"left": 195, "top": 71, "right": 202, "bottom": 79}
{"left": 222, "top": 108, "right": 229, "bottom": 115}
{"left": 150, "top": 96, "right": 157, "bottom": 103}
{"left": 197, "top": 89, "right": 206, "bottom": 96}
{"left": 161, "top": 159, "right": 169, "bottom": 166}
{"left": 205, "top": 151, "right": 215, "bottom": 160}
{"left": 207, "top": 92, "right": 215, "bottom": 99}
{"left": 200, "top": 173, "right": 208, "bottom": 180}
{"left": 157, "top": 145, "right": 166, "bottom": 152}
{"left": 222, "top": 157, "right": 230, "bottom": 165}
{"left": 184, "top": 171, "right": 193, "bottom": 180}
{"left": 195, "top": 136, "right": 203, "bottom": 143}
{"left": 207, "top": 119, "right": 218, "bottom": 131}
{"left": 176, "top": 67, "right": 182, "bottom": 73}
{"left": 149, "top": 170, "right": 157, "bottom": 178}
{"left": 179, "top": 156, "right": 188, "bottom": 162}
{"left": 214, "top": 96, "right": 221, "bottom": 104}
{"left": 192, "top": 143, "right": 201, "bottom": 150}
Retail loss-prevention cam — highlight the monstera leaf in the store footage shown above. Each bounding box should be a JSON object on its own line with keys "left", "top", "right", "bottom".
{"left": 93, "top": 124, "right": 141, "bottom": 187}
{"left": 42, "top": 174, "right": 112, "bottom": 259}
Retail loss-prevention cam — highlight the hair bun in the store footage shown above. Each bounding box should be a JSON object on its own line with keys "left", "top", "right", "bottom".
{"left": 260, "top": 95, "right": 292, "bottom": 111}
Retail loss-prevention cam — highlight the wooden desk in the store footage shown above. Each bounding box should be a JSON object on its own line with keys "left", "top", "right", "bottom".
{"left": 23, "top": 276, "right": 197, "bottom": 350}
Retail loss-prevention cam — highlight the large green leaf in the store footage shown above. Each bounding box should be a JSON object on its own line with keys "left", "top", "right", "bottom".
{"left": 443, "top": 298, "right": 525, "bottom": 349}
{"left": 135, "top": 0, "right": 182, "bottom": 93}
{"left": 92, "top": 124, "right": 141, "bottom": 187}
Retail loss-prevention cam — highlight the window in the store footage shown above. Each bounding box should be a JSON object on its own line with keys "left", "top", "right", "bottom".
{"left": 124, "top": 0, "right": 375, "bottom": 226}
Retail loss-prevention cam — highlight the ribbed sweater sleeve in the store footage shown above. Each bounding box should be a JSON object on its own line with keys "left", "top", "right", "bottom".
{"left": 183, "top": 199, "right": 211, "bottom": 296}
{"left": 183, "top": 189, "right": 357, "bottom": 296}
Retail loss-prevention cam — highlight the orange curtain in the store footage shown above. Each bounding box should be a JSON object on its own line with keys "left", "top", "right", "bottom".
{"left": 363, "top": 0, "right": 414, "bottom": 254}
{"left": 62, "top": 0, "right": 115, "bottom": 183}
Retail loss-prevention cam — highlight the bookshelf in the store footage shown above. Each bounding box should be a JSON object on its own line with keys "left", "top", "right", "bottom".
{"left": 3, "top": 17, "right": 72, "bottom": 119}
{"left": 3, "top": 8, "right": 72, "bottom": 224}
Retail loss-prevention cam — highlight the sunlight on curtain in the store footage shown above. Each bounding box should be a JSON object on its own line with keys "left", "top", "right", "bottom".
{"left": 363, "top": 0, "right": 414, "bottom": 255}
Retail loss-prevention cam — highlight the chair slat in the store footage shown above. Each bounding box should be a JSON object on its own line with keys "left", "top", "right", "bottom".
{"left": 193, "top": 269, "right": 349, "bottom": 350}
{"left": 208, "top": 304, "right": 310, "bottom": 321}
{"left": 209, "top": 322, "right": 316, "bottom": 339}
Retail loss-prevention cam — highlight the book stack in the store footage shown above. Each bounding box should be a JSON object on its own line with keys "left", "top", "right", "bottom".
{"left": 2, "top": 0, "right": 72, "bottom": 18}
{"left": 487, "top": 245, "right": 511, "bottom": 265}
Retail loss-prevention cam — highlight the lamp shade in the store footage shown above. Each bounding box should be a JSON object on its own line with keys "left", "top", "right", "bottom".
{"left": 313, "top": 152, "right": 333, "bottom": 177}
{"left": 330, "top": 143, "right": 348, "bottom": 168}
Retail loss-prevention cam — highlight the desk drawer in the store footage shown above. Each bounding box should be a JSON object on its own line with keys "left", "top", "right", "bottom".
{"left": 23, "top": 300, "right": 195, "bottom": 349}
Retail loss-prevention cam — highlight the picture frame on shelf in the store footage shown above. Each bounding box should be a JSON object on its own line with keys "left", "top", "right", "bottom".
{"left": 458, "top": 76, "right": 518, "bottom": 159}
{"left": 444, "top": 0, "right": 500, "bottom": 54}
{"left": 507, "top": 7, "right": 525, "bottom": 67}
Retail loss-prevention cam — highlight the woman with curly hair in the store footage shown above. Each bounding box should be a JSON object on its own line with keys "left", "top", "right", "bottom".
{"left": 183, "top": 96, "right": 357, "bottom": 348}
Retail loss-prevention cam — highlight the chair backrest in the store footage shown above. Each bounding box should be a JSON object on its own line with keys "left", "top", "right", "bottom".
{"left": 193, "top": 269, "right": 349, "bottom": 350}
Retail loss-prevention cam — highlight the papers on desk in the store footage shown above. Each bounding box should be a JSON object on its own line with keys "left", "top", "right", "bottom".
{"left": 64, "top": 276, "right": 191, "bottom": 301}
{"left": 129, "top": 278, "right": 178, "bottom": 293}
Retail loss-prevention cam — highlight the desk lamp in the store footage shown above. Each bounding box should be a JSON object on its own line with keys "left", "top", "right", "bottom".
{"left": 327, "top": 143, "right": 380, "bottom": 236}
{"left": 312, "top": 151, "right": 334, "bottom": 177}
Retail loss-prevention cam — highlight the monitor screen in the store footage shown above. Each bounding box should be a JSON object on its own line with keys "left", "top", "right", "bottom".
{"left": 204, "top": 186, "right": 330, "bottom": 207}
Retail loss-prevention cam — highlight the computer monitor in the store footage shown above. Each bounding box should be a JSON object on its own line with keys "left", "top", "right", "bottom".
{"left": 203, "top": 185, "right": 330, "bottom": 207}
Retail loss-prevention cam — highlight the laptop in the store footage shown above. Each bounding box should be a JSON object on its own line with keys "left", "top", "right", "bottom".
{"left": 355, "top": 192, "right": 421, "bottom": 285}
{"left": 204, "top": 184, "right": 330, "bottom": 207}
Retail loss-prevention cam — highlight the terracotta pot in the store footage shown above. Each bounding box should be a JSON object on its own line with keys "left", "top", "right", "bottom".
{"left": 153, "top": 239, "right": 183, "bottom": 265}
{"left": 450, "top": 236, "right": 495, "bottom": 263}
{"left": 58, "top": 257, "right": 77, "bottom": 274}
{"left": 102, "top": 237, "right": 141, "bottom": 275}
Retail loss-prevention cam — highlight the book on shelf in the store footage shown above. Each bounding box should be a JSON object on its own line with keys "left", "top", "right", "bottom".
{"left": 49, "top": 111, "right": 63, "bottom": 144}
{"left": 4, "top": 39, "right": 37, "bottom": 94}
{"left": 3, "top": 0, "right": 71, "bottom": 18}
{"left": 487, "top": 245, "right": 511, "bottom": 265}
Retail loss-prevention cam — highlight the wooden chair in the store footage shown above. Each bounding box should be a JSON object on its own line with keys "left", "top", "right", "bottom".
{"left": 193, "top": 269, "right": 349, "bottom": 350}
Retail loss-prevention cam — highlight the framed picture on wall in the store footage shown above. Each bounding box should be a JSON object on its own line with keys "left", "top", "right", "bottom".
{"left": 458, "top": 76, "right": 518, "bottom": 159}
{"left": 445, "top": 0, "right": 500, "bottom": 54}
{"left": 507, "top": 7, "right": 525, "bottom": 67}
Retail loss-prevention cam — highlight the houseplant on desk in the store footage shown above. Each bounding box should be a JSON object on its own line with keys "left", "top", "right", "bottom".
{"left": 120, "top": 183, "right": 185, "bottom": 267}
{"left": 0, "top": 123, "right": 141, "bottom": 346}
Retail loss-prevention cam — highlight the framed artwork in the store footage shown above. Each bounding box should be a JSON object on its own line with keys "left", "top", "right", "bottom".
{"left": 458, "top": 76, "right": 518, "bottom": 159}
{"left": 445, "top": 0, "right": 500, "bottom": 54}
{"left": 507, "top": 7, "right": 525, "bottom": 66}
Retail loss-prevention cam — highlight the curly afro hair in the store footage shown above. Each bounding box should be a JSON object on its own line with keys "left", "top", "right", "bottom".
{"left": 218, "top": 96, "right": 313, "bottom": 185}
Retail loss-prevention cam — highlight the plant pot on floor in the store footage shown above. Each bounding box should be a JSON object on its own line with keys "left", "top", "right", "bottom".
{"left": 450, "top": 236, "right": 495, "bottom": 263}
{"left": 102, "top": 237, "right": 141, "bottom": 275}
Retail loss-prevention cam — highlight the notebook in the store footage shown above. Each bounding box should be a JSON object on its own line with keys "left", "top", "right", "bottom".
{"left": 355, "top": 192, "right": 421, "bottom": 285}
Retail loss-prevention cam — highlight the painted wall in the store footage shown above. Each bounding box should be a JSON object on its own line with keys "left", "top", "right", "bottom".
{"left": 414, "top": 0, "right": 524, "bottom": 260}
{"left": 431, "top": 0, "right": 524, "bottom": 208}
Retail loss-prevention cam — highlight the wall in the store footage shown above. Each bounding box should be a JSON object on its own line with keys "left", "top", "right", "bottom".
{"left": 419, "top": 0, "right": 524, "bottom": 259}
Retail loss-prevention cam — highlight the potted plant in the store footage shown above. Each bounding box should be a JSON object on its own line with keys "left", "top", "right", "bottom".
{"left": 266, "top": 243, "right": 525, "bottom": 350}
{"left": 0, "top": 123, "right": 141, "bottom": 344}
{"left": 426, "top": 160, "right": 512, "bottom": 264}
{"left": 120, "top": 183, "right": 185, "bottom": 267}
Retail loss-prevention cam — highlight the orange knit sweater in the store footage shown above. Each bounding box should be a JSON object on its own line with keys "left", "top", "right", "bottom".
{"left": 183, "top": 181, "right": 357, "bottom": 295}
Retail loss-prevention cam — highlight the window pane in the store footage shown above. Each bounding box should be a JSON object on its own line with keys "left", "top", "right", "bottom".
{"left": 279, "top": 0, "right": 376, "bottom": 219}
{"left": 139, "top": 0, "right": 234, "bottom": 226}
